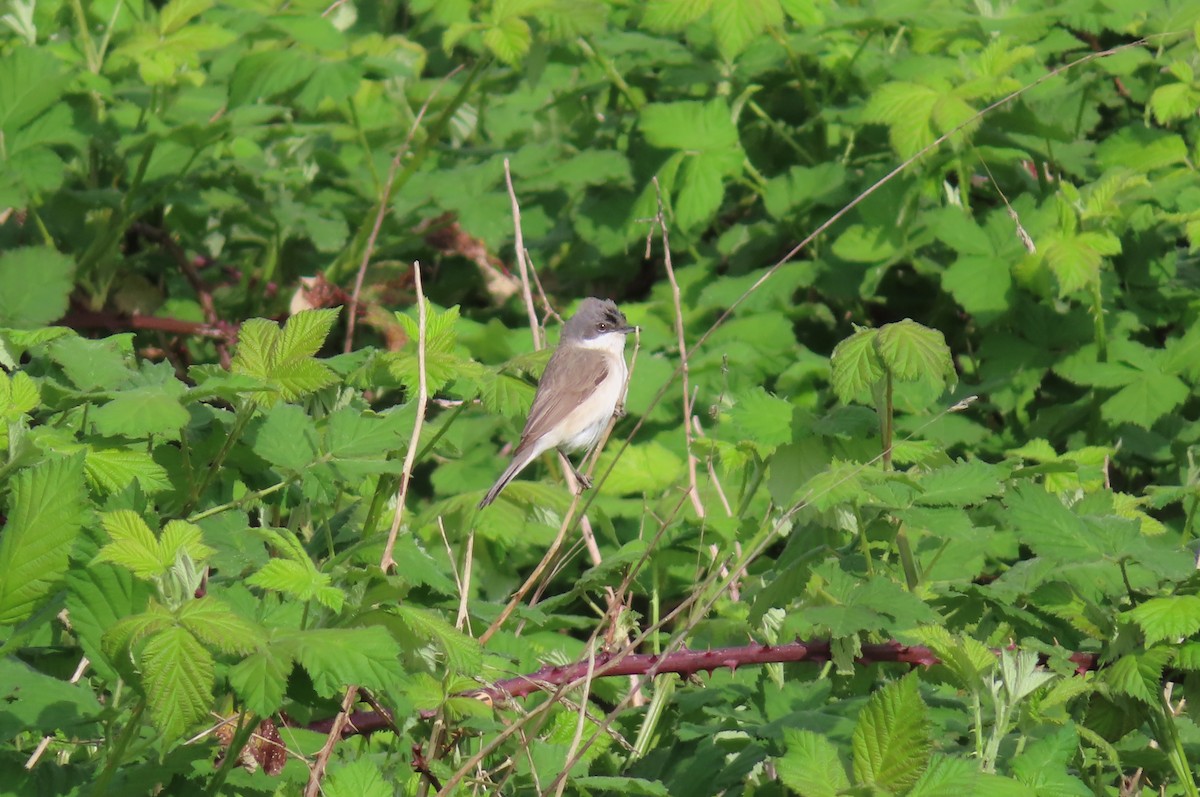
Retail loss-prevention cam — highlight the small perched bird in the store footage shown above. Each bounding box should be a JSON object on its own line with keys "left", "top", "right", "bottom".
{"left": 479, "top": 298, "right": 636, "bottom": 508}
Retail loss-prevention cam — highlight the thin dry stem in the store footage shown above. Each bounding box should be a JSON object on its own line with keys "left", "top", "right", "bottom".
{"left": 550, "top": 647, "right": 598, "bottom": 797}
{"left": 25, "top": 655, "right": 89, "bottom": 769}
{"left": 343, "top": 66, "right": 462, "bottom": 354}
{"left": 504, "top": 158, "right": 544, "bottom": 350}
{"left": 304, "top": 686, "right": 358, "bottom": 797}
{"left": 381, "top": 261, "right": 429, "bottom": 572}
{"left": 648, "top": 178, "right": 704, "bottom": 518}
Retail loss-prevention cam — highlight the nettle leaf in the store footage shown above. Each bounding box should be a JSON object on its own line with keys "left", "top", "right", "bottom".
{"left": 246, "top": 559, "right": 345, "bottom": 613}
{"left": 286, "top": 627, "right": 402, "bottom": 697}
{"left": 1100, "top": 368, "right": 1188, "bottom": 429}
{"left": 874, "top": 320, "right": 955, "bottom": 389}
{"left": 776, "top": 729, "right": 849, "bottom": 797}
{"left": 177, "top": 596, "right": 262, "bottom": 654}
{"left": 229, "top": 642, "right": 292, "bottom": 716}
{"left": 711, "top": 0, "right": 783, "bottom": 60}
{"left": 641, "top": 0, "right": 713, "bottom": 32}
{"left": 230, "top": 310, "right": 339, "bottom": 404}
{"left": 483, "top": 14, "right": 532, "bottom": 65}
{"left": 830, "top": 327, "right": 884, "bottom": 404}
{"left": 851, "top": 672, "right": 931, "bottom": 792}
{"left": 393, "top": 604, "right": 482, "bottom": 672}
{"left": 96, "top": 510, "right": 166, "bottom": 579}
{"left": 90, "top": 384, "right": 190, "bottom": 439}
{"left": 0, "top": 453, "right": 86, "bottom": 625}
{"left": 0, "top": 246, "right": 75, "bottom": 329}
{"left": 1104, "top": 648, "right": 1173, "bottom": 704}
{"left": 325, "top": 759, "right": 393, "bottom": 797}
{"left": 141, "top": 624, "right": 214, "bottom": 740}
{"left": 66, "top": 564, "right": 152, "bottom": 683}
{"left": 1125, "top": 596, "right": 1200, "bottom": 646}
{"left": 728, "top": 386, "right": 794, "bottom": 453}
{"left": 914, "top": 460, "right": 1006, "bottom": 506}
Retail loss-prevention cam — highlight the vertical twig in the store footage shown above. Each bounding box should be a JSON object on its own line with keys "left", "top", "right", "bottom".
{"left": 303, "top": 686, "right": 358, "bottom": 797}
{"left": 551, "top": 647, "right": 599, "bottom": 797}
{"left": 380, "top": 262, "right": 429, "bottom": 572}
{"left": 504, "top": 159, "right": 544, "bottom": 349}
{"left": 344, "top": 66, "right": 463, "bottom": 354}
{"left": 648, "top": 178, "right": 705, "bottom": 517}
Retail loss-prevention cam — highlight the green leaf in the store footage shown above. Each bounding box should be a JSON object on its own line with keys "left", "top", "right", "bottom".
{"left": 393, "top": 604, "right": 482, "bottom": 672}
{"left": 1104, "top": 648, "right": 1173, "bottom": 704}
{"left": 325, "top": 759, "right": 393, "bottom": 797}
{"left": 1100, "top": 369, "right": 1188, "bottom": 429}
{"left": 231, "top": 311, "right": 339, "bottom": 404}
{"left": 0, "top": 47, "right": 69, "bottom": 135}
{"left": 1010, "top": 726, "right": 1091, "bottom": 796}
{"left": 640, "top": 99, "right": 739, "bottom": 152}
{"left": 48, "top": 335, "right": 136, "bottom": 391}
{"left": 229, "top": 643, "right": 293, "bottom": 716}
{"left": 941, "top": 256, "right": 1012, "bottom": 319}
{"left": 228, "top": 48, "right": 319, "bottom": 106}
{"left": 177, "top": 597, "right": 263, "bottom": 654}
{"left": 851, "top": 672, "right": 930, "bottom": 792}
{"left": 874, "top": 320, "right": 955, "bottom": 388}
{"left": 66, "top": 564, "right": 153, "bottom": 683}
{"left": 641, "top": 0, "right": 714, "bottom": 32}
{"left": 776, "top": 729, "right": 849, "bottom": 797}
{"left": 914, "top": 460, "right": 1005, "bottom": 506}
{"left": 141, "top": 625, "right": 215, "bottom": 740}
{"left": 1126, "top": 596, "right": 1200, "bottom": 646}
{"left": 483, "top": 14, "right": 532, "bottom": 65}
{"left": 286, "top": 627, "right": 402, "bottom": 697}
{"left": 729, "top": 387, "right": 794, "bottom": 453}
{"left": 906, "top": 754, "right": 982, "bottom": 796}
{"left": 0, "top": 247, "right": 75, "bottom": 329}
{"left": 0, "top": 658, "right": 103, "bottom": 742}
{"left": 0, "top": 370, "right": 39, "bottom": 422}
{"left": 830, "top": 327, "right": 883, "bottom": 404}
{"left": 712, "top": 0, "right": 783, "bottom": 60}
{"left": 247, "top": 559, "right": 345, "bottom": 613}
{"left": 158, "top": 0, "right": 212, "bottom": 34}
{"left": 249, "top": 403, "right": 320, "bottom": 471}
{"left": 85, "top": 446, "right": 172, "bottom": 495}
{"left": 0, "top": 454, "right": 87, "bottom": 625}
{"left": 91, "top": 385, "right": 190, "bottom": 439}
{"left": 96, "top": 510, "right": 167, "bottom": 579}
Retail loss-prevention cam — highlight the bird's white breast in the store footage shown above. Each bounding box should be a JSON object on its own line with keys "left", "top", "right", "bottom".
{"left": 553, "top": 333, "right": 628, "bottom": 453}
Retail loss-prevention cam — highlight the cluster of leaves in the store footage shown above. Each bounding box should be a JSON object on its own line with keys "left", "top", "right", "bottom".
{"left": 4, "top": 0, "right": 1200, "bottom": 794}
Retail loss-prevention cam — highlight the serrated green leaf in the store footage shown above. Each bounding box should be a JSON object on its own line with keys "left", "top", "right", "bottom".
{"left": 0, "top": 454, "right": 87, "bottom": 625}
{"left": 0, "top": 370, "right": 39, "bottom": 421}
{"left": 640, "top": 99, "right": 739, "bottom": 152}
{"left": 776, "top": 729, "right": 849, "bottom": 797}
{"left": 159, "top": 520, "right": 215, "bottom": 566}
{"left": 247, "top": 559, "right": 344, "bottom": 612}
{"left": 874, "top": 320, "right": 955, "bottom": 388}
{"left": 830, "top": 327, "right": 883, "bottom": 404}
{"left": 1100, "top": 369, "right": 1188, "bottom": 429}
{"left": 177, "top": 597, "right": 262, "bottom": 654}
{"left": 142, "top": 625, "right": 214, "bottom": 739}
{"left": 325, "top": 759, "right": 393, "bottom": 797}
{"left": 641, "top": 0, "right": 713, "bottom": 32}
{"left": 1104, "top": 649, "right": 1173, "bottom": 704}
{"left": 712, "top": 0, "right": 783, "bottom": 60}
{"left": 0, "top": 47, "right": 70, "bottom": 135}
{"left": 48, "top": 334, "right": 136, "bottom": 391}
{"left": 66, "top": 564, "right": 152, "bottom": 683}
{"left": 231, "top": 312, "right": 339, "bottom": 405}
{"left": 96, "top": 510, "right": 167, "bottom": 579}
{"left": 729, "top": 387, "right": 794, "bottom": 453}
{"left": 483, "top": 14, "right": 532, "bottom": 65}
{"left": 906, "top": 754, "right": 981, "bottom": 796}
{"left": 1126, "top": 596, "right": 1200, "bottom": 646}
{"left": 249, "top": 403, "right": 320, "bottom": 471}
{"left": 91, "top": 385, "right": 190, "bottom": 439}
{"left": 0, "top": 246, "right": 75, "bottom": 329}
{"left": 229, "top": 643, "right": 293, "bottom": 716}
{"left": 158, "top": 0, "right": 212, "bottom": 34}
{"left": 0, "top": 658, "right": 103, "bottom": 742}
{"left": 851, "top": 672, "right": 930, "bottom": 791}
{"left": 914, "top": 460, "right": 1005, "bottom": 506}
{"left": 393, "top": 604, "right": 482, "bottom": 672}
{"left": 85, "top": 446, "right": 172, "bottom": 495}
{"left": 1010, "top": 726, "right": 1091, "bottom": 795}
{"left": 287, "top": 627, "right": 402, "bottom": 697}
{"left": 229, "top": 48, "right": 319, "bottom": 106}
{"left": 103, "top": 602, "right": 174, "bottom": 657}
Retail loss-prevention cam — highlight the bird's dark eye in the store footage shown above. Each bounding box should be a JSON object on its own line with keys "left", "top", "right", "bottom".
{"left": 597, "top": 322, "right": 608, "bottom": 330}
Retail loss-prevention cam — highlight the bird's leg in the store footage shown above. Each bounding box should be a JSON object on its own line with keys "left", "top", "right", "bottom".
{"left": 571, "top": 461, "right": 593, "bottom": 493}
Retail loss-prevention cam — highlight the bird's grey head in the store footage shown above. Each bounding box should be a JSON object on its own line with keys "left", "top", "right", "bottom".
{"left": 561, "top": 298, "right": 635, "bottom": 343}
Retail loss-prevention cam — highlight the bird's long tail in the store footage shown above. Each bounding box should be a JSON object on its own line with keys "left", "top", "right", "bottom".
{"left": 478, "top": 447, "right": 537, "bottom": 508}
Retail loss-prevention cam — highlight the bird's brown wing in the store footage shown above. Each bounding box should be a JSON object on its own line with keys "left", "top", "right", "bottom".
{"left": 513, "top": 346, "right": 610, "bottom": 453}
